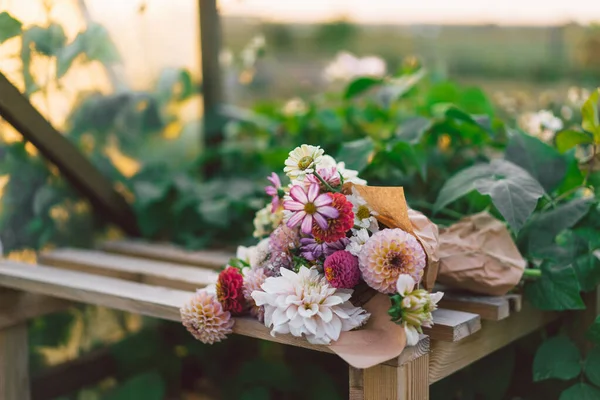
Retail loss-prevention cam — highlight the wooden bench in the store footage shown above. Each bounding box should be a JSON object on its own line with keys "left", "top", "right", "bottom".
{"left": 0, "top": 240, "right": 557, "bottom": 400}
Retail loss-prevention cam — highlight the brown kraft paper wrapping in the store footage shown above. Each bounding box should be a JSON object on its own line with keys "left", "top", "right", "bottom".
{"left": 437, "top": 211, "right": 526, "bottom": 296}
{"left": 343, "top": 184, "right": 440, "bottom": 290}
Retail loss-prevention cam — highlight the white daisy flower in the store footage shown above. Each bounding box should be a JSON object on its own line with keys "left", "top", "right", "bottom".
{"left": 346, "top": 228, "right": 370, "bottom": 256}
{"left": 251, "top": 266, "right": 370, "bottom": 344}
{"left": 346, "top": 189, "right": 379, "bottom": 231}
{"left": 283, "top": 145, "right": 325, "bottom": 180}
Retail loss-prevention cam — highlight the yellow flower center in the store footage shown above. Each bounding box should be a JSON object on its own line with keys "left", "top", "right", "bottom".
{"left": 297, "top": 156, "right": 314, "bottom": 170}
{"left": 304, "top": 202, "right": 317, "bottom": 214}
{"left": 325, "top": 266, "right": 335, "bottom": 282}
{"left": 356, "top": 205, "right": 371, "bottom": 220}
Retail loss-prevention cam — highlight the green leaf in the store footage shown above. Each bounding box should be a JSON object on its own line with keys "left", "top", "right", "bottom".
{"left": 445, "top": 106, "right": 492, "bottom": 134}
{"left": 103, "top": 372, "right": 165, "bottom": 400}
{"left": 344, "top": 77, "right": 383, "bottom": 99}
{"left": 33, "top": 186, "right": 59, "bottom": 216}
{"left": 395, "top": 117, "right": 432, "bottom": 144}
{"left": 505, "top": 130, "right": 567, "bottom": 192}
{"left": 582, "top": 89, "right": 600, "bottom": 142}
{"left": 336, "top": 137, "right": 375, "bottom": 172}
{"left": 533, "top": 336, "right": 581, "bottom": 381}
{"left": 584, "top": 346, "right": 600, "bottom": 387}
{"left": 434, "top": 163, "right": 493, "bottom": 211}
{"left": 571, "top": 229, "right": 600, "bottom": 292}
{"left": 556, "top": 130, "right": 594, "bottom": 153}
{"left": 24, "top": 24, "right": 66, "bottom": 56}
{"left": 0, "top": 12, "right": 22, "bottom": 45}
{"left": 588, "top": 316, "right": 600, "bottom": 344}
{"left": 57, "top": 23, "right": 120, "bottom": 78}
{"left": 526, "top": 263, "right": 585, "bottom": 310}
{"left": 559, "top": 383, "right": 600, "bottom": 400}
{"left": 156, "top": 68, "right": 194, "bottom": 103}
{"left": 518, "top": 198, "right": 594, "bottom": 255}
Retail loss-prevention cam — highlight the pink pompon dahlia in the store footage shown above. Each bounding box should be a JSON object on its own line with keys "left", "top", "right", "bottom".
{"left": 180, "top": 290, "right": 234, "bottom": 344}
{"left": 324, "top": 250, "right": 360, "bottom": 289}
{"left": 312, "top": 193, "right": 354, "bottom": 243}
{"left": 358, "top": 228, "right": 426, "bottom": 294}
{"left": 265, "top": 173, "right": 283, "bottom": 212}
{"left": 284, "top": 183, "right": 339, "bottom": 234}
{"left": 216, "top": 267, "right": 246, "bottom": 315}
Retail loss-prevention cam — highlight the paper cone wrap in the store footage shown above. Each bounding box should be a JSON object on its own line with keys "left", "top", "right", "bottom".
{"left": 437, "top": 211, "right": 526, "bottom": 296}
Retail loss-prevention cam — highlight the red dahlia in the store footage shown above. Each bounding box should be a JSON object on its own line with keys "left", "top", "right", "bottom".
{"left": 216, "top": 266, "right": 246, "bottom": 315}
{"left": 312, "top": 193, "right": 354, "bottom": 243}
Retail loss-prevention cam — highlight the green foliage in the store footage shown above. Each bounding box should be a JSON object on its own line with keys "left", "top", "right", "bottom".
{"left": 336, "top": 137, "right": 375, "bottom": 172}
{"left": 555, "top": 130, "right": 594, "bottom": 153}
{"left": 533, "top": 336, "right": 581, "bottom": 381}
{"left": 525, "top": 262, "right": 585, "bottom": 310}
{"left": 584, "top": 347, "right": 600, "bottom": 387}
{"left": 25, "top": 24, "right": 66, "bottom": 56}
{"left": 344, "top": 77, "right": 383, "bottom": 99}
{"left": 0, "top": 12, "right": 22, "bottom": 44}
{"left": 559, "top": 383, "right": 600, "bottom": 400}
{"left": 582, "top": 89, "right": 600, "bottom": 141}
{"left": 590, "top": 316, "right": 600, "bottom": 344}
{"left": 103, "top": 372, "right": 165, "bottom": 400}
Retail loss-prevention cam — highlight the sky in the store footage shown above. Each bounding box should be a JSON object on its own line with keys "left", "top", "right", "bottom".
{"left": 219, "top": 0, "right": 600, "bottom": 25}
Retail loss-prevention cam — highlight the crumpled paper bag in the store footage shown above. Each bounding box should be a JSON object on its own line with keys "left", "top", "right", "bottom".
{"left": 437, "top": 211, "right": 526, "bottom": 296}
{"left": 330, "top": 293, "right": 407, "bottom": 368}
{"left": 343, "top": 184, "right": 440, "bottom": 290}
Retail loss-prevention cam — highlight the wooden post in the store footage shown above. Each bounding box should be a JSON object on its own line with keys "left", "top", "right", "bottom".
{"left": 0, "top": 323, "right": 30, "bottom": 400}
{"left": 349, "top": 354, "right": 430, "bottom": 400}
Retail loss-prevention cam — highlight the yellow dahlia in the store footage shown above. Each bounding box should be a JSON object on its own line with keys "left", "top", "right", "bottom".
{"left": 358, "top": 229, "right": 426, "bottom": 294}
{"left": 180, "top": 290, "right": 234, "bottom": 344}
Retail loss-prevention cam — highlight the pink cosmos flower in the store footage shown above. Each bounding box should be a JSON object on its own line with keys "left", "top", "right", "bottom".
{"left": 283, "top": 184, "right": 339, "bottom": 234}
{"left": 265, "top": 173, "right": 282, "bottom": 212}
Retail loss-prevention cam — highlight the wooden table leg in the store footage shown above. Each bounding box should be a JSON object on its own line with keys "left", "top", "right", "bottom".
{"left": 349, "top": 354, "right": 430, "bottom": 400}
{"left": 0, "top": 323, "right": 31, "bottom": 400}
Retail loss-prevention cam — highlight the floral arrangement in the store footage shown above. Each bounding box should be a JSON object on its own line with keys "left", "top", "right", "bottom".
{"left": 181, "top": 144, "right": 444, "bottom": 349}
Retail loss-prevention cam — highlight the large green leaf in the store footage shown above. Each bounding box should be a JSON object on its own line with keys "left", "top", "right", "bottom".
{"left": 434, "top": 163, "right": 494, "bottom": 211}
{"left": 57, "top": 23, "right": 120, "bottom": 78}
{"left": 589, "top": 316, "right": 600, "bottom": 344}
{"left": 336, "top": 137, "right": 375, "bottom": 172}
{"left": 533, "top": 336, "right": 581, "bottom": 382}
{"left": 571, "top": 228, "right": 600, "bottom": 292}
{"left": 555, "top": 130, "right": 594, "bottom": 153}
{"left": 518, "top": 198, "right": 594, "bottom": 255}
{"left": 0, "top": 12, "right": 22, "bottom": 45}
{"left": 344, "top": 77, "right": 383, "bottom": 99}
{"left": 582, "top": 89, "right": 600, "bottom": 142}
{"left": 103, "top": 372, "right": 165, "bottom": 400}
{"left": 559, "top": 383, "right": 600, "bottom": 400}
{"left": 526, "top": 262, "right": 585, "bottom": 310}
{"left": 505, "top": 130, "right": 567, "bottom": 192}
{"left": 24, "top": 24, "right": 66, "bottom": 56}
{"left": 395, "top": 117, "right": 432, "bottom": 144}
{"left": 584, "top": 346, "right": 600, "bottom": 387}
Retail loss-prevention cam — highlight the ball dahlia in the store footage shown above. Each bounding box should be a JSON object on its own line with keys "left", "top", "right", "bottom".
{"left": 358, "top": 228, "right": 426, "bottom": 294}
{"left": 180, "top": 289, "right": 234, "bottom": 344}
{"left": 312, "top": 193, "right": 354, "bottom": 243}
{"left": 216, "top": 266, "right": 246, "bottom": 314}
{"left": 324, "top": 250, "right": 360, "bottom": 289}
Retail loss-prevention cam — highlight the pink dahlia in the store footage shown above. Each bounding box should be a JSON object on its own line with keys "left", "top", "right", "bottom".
{"left": 243, "top": 268, "right": 268, "bottom": 322}
{"left": 265, "top": 173, "right": 283, "bottom": 212}
{"left": 358, "top": 228, "right": 426, "bottom": 294}
{"left": 324, "top": 250, "right": 360, "bottom": 289}
{"left": 284, "top": 184, "right": 339, "bottom": 234}
{"left": 180, "top": 289, "right": 234, "bottom": 344}
{"left": 269, "top": 225, "right": 300, "bottom": 253}
{"left": 312, "top": 193, "right": 354, "bottom": 243}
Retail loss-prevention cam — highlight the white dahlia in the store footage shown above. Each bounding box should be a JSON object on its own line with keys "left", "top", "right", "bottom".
{"left": 251, "top": 266, "right": 370, "bottom": 344}
{"left": 283, "top": 145, "right": 325, "bottom": 180}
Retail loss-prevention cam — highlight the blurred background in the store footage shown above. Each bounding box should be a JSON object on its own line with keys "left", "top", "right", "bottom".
{"left": 0, "top": 0, "right": 599, "bottom": 399}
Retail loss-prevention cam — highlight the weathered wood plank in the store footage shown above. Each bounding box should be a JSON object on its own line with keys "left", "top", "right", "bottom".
{"left": 0, "top": 73, "right": 139, "bottom": 236}
{"left": 422, "top": 309, "right": 481, "bottom": 342}
{"left": 39, "top": 248, "right": 218, "bottom": 291}
{"left": 438, "top": 292, "right": 511, "bottom": 321}
{"left": 0, "top": 323, "right": 30, "bottom": 400}
{"left": 100, "top": 240, "right": 231, "bottom": 270}
{"left": 0, "top": 289, "right": 69, "bottom": 330}
{"left": 429, "top": 304, "right": 557, "bottom": 383}
{"left": 361, "top": 354, "right": 429, "bottom": 400}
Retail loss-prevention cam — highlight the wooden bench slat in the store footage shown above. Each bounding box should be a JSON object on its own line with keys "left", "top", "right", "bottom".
{"left": 438, "top": 292, "right": 511, "bottom": 321}
{"left": 39, "top": 249, "right": 218, "bottom": 292}
{"left": 100, "top": 240, "right": 231, "bottom": 270}
{"left": 0, "top": 289, "right": 70, "bottom": 330}
{"left": 423, "top": 309, "right": 481, "bottom": 342}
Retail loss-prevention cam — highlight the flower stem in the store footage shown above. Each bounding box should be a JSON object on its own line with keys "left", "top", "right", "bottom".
{"left": 312, "top": 170, "right": 340, "bottom": 193}
{"left": 522, "top": 268, "right": 542, "bottom": 279}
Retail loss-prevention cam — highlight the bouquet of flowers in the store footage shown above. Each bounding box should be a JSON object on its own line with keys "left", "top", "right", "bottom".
{"left": 181, "top": 144, "right": 444, "bottom": 364}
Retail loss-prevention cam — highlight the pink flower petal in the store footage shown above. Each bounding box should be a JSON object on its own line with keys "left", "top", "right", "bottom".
{"left": 301, "top": 214, "right": 313, "bottom": 234}
{"left": 283, "top": 200, "right": 305, "bottom": 211}
{"left": 265, "top": 186, "right": 277, "bottom": 196}
{"left": 318, "top": 206, "right": 339, "bottom": 219}
{"left": 287, "top": 211, "right": 306, "bottom": 228}
{"left": 307, "top": 183, "right": 320, "bottom": 202}
{"left": 313, "top": 212, "right": 328, "bottom": 230}
{"left": 313, "top": 193, "right": 333, "bottom": 207}
{"left": 267, "top": 173, "right": 281, "bottom": 188}
{"left": 290, "top": 185, "right": 308, "bottom": 204}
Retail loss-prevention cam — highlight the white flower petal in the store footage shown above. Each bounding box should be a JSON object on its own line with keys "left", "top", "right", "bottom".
{"left": 404, "top": 324, "right": 420, "bottom": 346}
{"left": 396, "top": 274, "right": 416, "bottom": 296}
